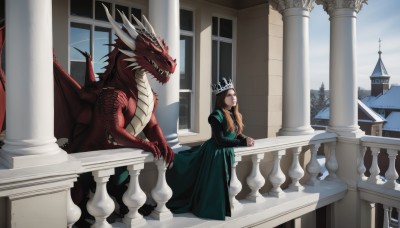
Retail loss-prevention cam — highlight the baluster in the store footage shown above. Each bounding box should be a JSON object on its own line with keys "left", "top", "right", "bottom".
{"left": 369, "top": 203, "right": 376, "bottom": 228}
{"left": 67, "top": 187, "right": 81, "bottom": 228}
{"left": 150, "top": 159, "right": 173, "bottom": 220}
{"left": 246, "top": 153, "right": 265, "bottom": 202}
{"left": 385, "top": 149, "right": 399, "bottom": 189}
{"left": 288, "top": 147, "right": 304, "bottom": 191}
{"left": 307, "top": 143, "right": 321, "bottom": 186}
{"left": 87, "top": 169, "right": 115, "bottom": 228}
{"left": 269, "top": 150, "right": 286, "bottom": 197}
{"left": 383, "top": 205, "right": 390, "bottom": 228}
{"left": 368, "top": 147, "right": 381, "bottom": 184}
{"left": 326, "top": 142, "right": 338, "bottom": 180}
{"left": 229, "top": 155, "right": 243, "bottom": 211}
{"left": 358, "top": 146, "right": 367, "bottom": 181}
{"left": 123, "top": 163, "right": 146, "bottom": 227}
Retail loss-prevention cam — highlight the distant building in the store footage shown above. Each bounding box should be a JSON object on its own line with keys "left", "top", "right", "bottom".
{"left": 313, "top": 100, "right": 385, "bottom": 136}
{"left": 369, "top": 40, "right": 390, "bottom": 97}
{"left": 314, "top": 42, "right": 400, "bottom": 138}
{"left": 362, "top": 86, "right": 400, "bottom": 137}
{"left": 361, "top": 42, "right": 400, "bottom": 138}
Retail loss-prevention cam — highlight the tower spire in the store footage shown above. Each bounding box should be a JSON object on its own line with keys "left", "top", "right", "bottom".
{"left": 370, "top": 38, "right": 390, "bottom": 96}
{"left": 378, "top": 38, "right": 382, "bottom": 57}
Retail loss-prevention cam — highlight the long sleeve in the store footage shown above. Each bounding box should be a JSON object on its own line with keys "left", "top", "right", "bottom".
{"left": 208, "top": 116, "right": 247, "bottom": 147}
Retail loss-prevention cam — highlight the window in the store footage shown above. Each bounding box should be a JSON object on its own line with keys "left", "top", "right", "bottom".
{"left": 212, "top": 16, "right": 234, "bottom": 108}
{"left": 69, "top": 0, "right": 141, "bottom": 85}
{"left": 179, "top": 9, "right": 194, "bottom": 131}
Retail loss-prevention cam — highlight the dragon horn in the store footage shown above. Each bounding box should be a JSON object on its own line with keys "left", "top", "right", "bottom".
{"left": 118, "top": 10, "right": 138, "bottom": 39}
{"left": 131, "top": 14, "right": 146, "bottom": 31}
{"left": 142, "top": 15, "right": 156, "bottom": 36}
{"left": 141, "top": 15, "right": 164, "bottom": 48}
{"left": 102, "top": 4, "right": 135, "bottom": 50}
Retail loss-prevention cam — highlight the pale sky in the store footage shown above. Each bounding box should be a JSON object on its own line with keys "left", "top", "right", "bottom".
{"left": 309, "top": 0, "right": 400, "bottom": 90}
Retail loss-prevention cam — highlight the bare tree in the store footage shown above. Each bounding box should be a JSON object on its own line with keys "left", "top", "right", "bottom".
{"left": 311, "top": 82, "right": 326, "bottom": 124}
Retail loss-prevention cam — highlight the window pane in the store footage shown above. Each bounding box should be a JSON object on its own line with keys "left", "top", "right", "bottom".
{"left": 180, "top": 9, "right": 193, "bottom": 31}
{"left": 94, "top": 27, "right": 111, "bottom": 75}
{"left": 219, "top": 42, "right": 232, "bottom": 78}
{"left": 0, "top": 0, "right": 4, "bottom": 22}
{"left": 180, "top": 36, "right": 193, "bottom": 90}
{"left": 220, "top": 18, "right": 232, "bottom": 38}
{"left": 212, "top": 40, "right": 218, "bottom": 86}
{"left": 212, "top": 17, "right": 218, "bottom": 36}
{"left": 211, "top": 40, "right": 218, "bottom": 110}
{"left": 131, "top": 8, "right": 142, "bottom": 25}
{"left": 179, "top": 92, "right": 191, "bottom": 129}
{"left": 70, "top": 61, "right": 86, "bottom": 86}
{"left": 71, "top": 0, "right": 93, "bottom": 18}
{"left": 70, "top": 23, "right": 91, "bottom": 61}
{"left": 95, "top": 1, "right": 111, "bottom": 21}
{"left": 115, "top": 5, "right": 129, "bottom": 23}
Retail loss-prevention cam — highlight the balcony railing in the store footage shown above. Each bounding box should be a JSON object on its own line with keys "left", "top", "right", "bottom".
{"left": 63, "top": 131, "right": 348, "bottom": 227}
{"left": 4, "top": 132, "right": 398, "bottom": 227}
{"left": 359, "top": 136, "right": 400, "bottom": 228}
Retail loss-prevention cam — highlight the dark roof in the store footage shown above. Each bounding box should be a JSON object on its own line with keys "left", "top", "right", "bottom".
{"left": 370, "top": 51, "right": 390, "bottom": 78}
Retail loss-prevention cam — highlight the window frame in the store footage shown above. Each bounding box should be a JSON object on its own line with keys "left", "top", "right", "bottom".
{"left": 178, "top": 8, "right": 196, "bottom": 133}
{"left": 211, "top": 15, "right": 236, "bottom": 109}
{"left": 68, "top": 0, "right": 143, "bottom": 82}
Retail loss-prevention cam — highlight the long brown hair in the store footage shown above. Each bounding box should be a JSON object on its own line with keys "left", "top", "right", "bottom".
{"left": 214, "top": 88, "right": 244, "bottom": 134}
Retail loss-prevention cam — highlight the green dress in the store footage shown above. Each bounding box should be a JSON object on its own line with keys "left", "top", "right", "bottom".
{"left": 166, "top": 109, "right": 239, "bottom": 220}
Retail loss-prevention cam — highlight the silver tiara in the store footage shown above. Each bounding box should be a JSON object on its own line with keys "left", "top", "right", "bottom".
{"left": 212, "top": 77, "right": 234, "bottom": 94}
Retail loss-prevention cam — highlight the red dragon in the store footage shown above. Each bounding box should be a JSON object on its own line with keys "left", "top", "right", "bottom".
{"left": 0, "top": 6, "right": 176, "bottom": 165}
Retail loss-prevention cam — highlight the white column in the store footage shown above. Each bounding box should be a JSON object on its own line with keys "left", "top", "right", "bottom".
{"left": 271, "top": 0, "right": 315, "bottom": 136}
{"left": 317, "top": 0, "right": 366, "bottom": 137}
{"left": 148, "top": 0, "right": 180, "bottom": 147}
{"left": 0, "top": 0, "right": 67, "bottom": 168}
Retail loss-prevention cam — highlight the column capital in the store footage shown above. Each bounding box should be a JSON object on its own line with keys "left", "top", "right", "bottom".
{"left": 270, "top": 0, "right": 316, "bottom": 14}
{"left": 316, "top": 0, "right": 368, "bottom": 15}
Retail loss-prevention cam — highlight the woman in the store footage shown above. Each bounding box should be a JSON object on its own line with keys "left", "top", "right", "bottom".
{"left": 166, "top": 78, "right": 255, "bottom": 220}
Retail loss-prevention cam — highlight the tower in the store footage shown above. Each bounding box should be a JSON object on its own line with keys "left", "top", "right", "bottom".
{"left": 370, "top": 39, "right": 390, "bottom": 96}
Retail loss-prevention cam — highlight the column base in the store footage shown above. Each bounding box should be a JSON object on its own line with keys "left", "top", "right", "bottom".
{"left": 0, "top": 148, "right": 68, "bottom": 169}
{"left": 269, "top": 190, "right": 285, "bottom": 198}
{"left": 327, "top": 126, "right": 365, "bottom": 138}
{"left": 164, "top": 133, "right": 180, "bottom": 148}
{"left": 277, "top": 126, "right": 315, "bottom": 136}
{"left": 150, "top": 209, "right": 173, "bottom": 221}
{"left": 247, "top": 194, "right": 266, "bottom": 202}
{"left": 123, "top": 216, "right": 146, "bottom": 227}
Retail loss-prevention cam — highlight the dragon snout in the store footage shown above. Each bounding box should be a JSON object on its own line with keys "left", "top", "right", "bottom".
{"left": 168, "top": 59, "right": 177, "bottom": 73}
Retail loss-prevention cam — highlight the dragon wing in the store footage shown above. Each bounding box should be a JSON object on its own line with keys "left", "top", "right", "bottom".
{"left": 53, "top": 56, "right": 85, "bottom": 140}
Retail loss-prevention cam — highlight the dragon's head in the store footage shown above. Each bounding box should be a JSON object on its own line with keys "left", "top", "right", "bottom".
{"left": 104, "top": 5, "right": 176, "bottom": 84}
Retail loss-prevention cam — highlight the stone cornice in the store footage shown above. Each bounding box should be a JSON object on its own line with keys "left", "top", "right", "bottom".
{"left": 270, "top": 0, "right": 316, "bottom": 14}
{"left": 316, "top": 0, "right": 368, "bottom": 15}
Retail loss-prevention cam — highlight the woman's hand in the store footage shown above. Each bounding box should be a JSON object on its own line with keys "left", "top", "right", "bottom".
{"left": 246, "top": 137, "right": 255, "bottom": 147}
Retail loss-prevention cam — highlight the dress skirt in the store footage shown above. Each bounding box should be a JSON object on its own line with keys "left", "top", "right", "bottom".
{"left": 166, "top": 138, "right": 235, "bottom": 220}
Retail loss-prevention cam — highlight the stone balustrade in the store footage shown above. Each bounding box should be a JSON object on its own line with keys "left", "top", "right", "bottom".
{"left": 359, "top": 136, "right": 400, "bottom": 228}
{"left": 67, "top": 148, "right": 171, "bottom": 227}
{"left": 62, "top": 131, "right": 346, "bottom": 227}
{"left": 1, "top": 131, "right": 352, "bottom": 228}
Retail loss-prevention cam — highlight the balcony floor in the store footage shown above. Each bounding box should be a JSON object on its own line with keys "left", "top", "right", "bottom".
{"left": 110, "top": 179, "right": 347, "bottom": 228}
